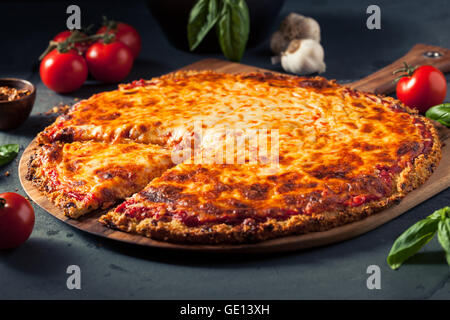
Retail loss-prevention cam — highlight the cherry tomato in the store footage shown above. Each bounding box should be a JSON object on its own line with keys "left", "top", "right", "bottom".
{"left": 40, "top": 49, "right": 88, "bottom": 93}
{"left": 396, "top": 65, "right": 447, "bottom": 114}
{"left": 0, "top": 193, "right": 35, "bottom": 250}
{"left": 86, "top": 41, "right": 134, "bottom": 83}
{"left": 53, "top": 30, "right": 91, "bottom": 55}
{"left": 97, "top": 22, "right": 141, "bottom": 58}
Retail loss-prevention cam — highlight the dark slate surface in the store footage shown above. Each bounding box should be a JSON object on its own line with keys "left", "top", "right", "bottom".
{"left": 0, "top": 0, "right": 449, "bottom": 299}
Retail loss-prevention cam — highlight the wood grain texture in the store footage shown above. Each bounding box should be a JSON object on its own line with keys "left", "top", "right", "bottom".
{"left": 347, "top": 44, "right": 450, "bottom": 94}
{"left": 18, "top": 54, "right": 450, "bottom": 253}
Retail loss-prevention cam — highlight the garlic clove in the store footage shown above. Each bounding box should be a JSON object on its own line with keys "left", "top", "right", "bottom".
{"left": 280, "top": 39, "right": 326, "bottom": 75}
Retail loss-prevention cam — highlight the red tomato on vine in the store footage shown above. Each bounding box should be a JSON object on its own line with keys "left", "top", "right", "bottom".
{"left": 85, "top": 40, "right": 134, "bottom": 83}
{"left": 97, "top": 19, "right": 142, "bottom": 58}
{"left": 394, "top": 63, "right": 447, "bottom": 114}
{"left": 40, "top": 49, "right": 88, "bottom": 93}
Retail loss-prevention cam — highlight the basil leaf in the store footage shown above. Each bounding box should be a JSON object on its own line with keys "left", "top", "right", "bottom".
{"left": 0, "top": 144, "right": 19, "bottom": 166}
{"left": 437, "top": 218, "right": 450, "bottom": 265}
{"left": 216, "top": 0, "right": 250, "bottom": 62}
{"left": 187, "top": 0, "right": 220, "bottom": 51}
{"left": 425, "top": 103, "right": 450, "bottom": 127}
{"left": 387, "top": 216, "right": 440, "bottom": 269}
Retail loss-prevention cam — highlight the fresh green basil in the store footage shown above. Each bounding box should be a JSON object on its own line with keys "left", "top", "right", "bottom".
{"left": 187, "top": 0, "right": 249, "bottom": 62}
{"left": 387, "top": 214, "right": 440, "bottom": 270}
{"left": 425, "top": 103, "right": 450, "bottom": 127}
{"left": 387, "top": 207, "right": 450, "bottom": 269}
{"left": 188, "top": 0, "right": 220, "bottom": 51}
{"left": 216, "top": 0, "right": 250, "bottom": 62}
{"left": 437, "top": 218, "right": 450, "bottom": 265}
{"left": 0, "top": 144, "right": 19, "bottom": 166}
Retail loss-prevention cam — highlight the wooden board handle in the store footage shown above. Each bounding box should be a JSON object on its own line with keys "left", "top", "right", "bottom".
{"left": 347, "top": 44, "right": 450, "bottom": 94}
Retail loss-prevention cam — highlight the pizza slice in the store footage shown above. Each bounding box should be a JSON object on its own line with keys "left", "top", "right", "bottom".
{"left": 26, "top": 141, "right": 174, "bottom": 218}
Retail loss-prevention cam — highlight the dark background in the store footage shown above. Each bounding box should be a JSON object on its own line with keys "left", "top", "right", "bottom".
{"left": 0, "top": 0, "right": 449, "bottom": 299}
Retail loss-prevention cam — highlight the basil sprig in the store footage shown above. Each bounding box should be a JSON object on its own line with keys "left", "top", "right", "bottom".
{"left": 387, "top": 207, "right": 450, "bottom": 269}
{"left": 187, "top": 0, "right": 250, "bottom": 62}
{"left": 425, "top": 103, "right": 450, "bottom": 127}
{"left": 0, "top": 144, "right": 19, "bottom": 166}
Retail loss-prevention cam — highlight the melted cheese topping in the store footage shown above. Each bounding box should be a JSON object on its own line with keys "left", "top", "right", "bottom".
{"left": 36, "top": 71, "right": 435, "bottom": 222}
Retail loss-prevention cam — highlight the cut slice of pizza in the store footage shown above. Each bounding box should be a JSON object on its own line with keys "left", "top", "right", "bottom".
{"left": 26, "top": 141, "right": 174, "bottom": 218}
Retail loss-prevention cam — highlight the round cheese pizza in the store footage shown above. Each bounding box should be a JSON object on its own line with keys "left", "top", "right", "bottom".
{"left": 28, "top": 71, "right": 442, "bottom": 244}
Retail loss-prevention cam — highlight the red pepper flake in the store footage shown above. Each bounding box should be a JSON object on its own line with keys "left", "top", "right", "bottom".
{"left": 0, "top": 86, "right": 30, "bottom": 101}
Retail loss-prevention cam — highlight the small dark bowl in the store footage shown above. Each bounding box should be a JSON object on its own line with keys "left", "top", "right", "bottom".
{"left": 0, "top": 78, "right": 36, "bottom": 131}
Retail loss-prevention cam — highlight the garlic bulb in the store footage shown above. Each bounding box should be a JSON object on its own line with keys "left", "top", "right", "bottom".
{"left": 280, "top": 39, "right": 326, "bottom": 75}
{"left": 270, "top": 13, "right": 321, "bottom": 55}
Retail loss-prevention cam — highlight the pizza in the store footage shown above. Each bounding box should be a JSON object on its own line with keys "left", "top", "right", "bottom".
{"left": 29, "top": 70, "right": 442, "bottom": 244}
{"left": 26, "top": 141, "right": 173, "bottom": 218}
